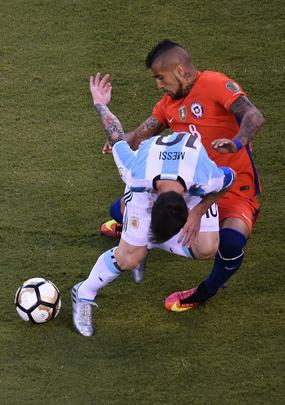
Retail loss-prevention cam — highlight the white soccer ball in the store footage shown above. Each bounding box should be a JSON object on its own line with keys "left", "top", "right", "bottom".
{"left": 15, "top": 277, "right": 61, "bottom": 324}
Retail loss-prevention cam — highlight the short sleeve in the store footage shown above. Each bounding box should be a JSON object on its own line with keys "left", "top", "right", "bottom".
{"left": 112, "top": 141, "right": 136, "bottom": 184}
{"left": 209, "top": 73, "right": 247, "bottom": 111}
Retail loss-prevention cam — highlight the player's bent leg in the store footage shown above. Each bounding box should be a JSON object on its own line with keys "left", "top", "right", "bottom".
{"left": 165, "top": 226, "right": 248, "bottom": 312}
{"left": 187, "top": 202, "right": 220, "bottom": 260}
{"left": 115, "top": 239, "right": 148, "bottom": 270}
{"left": 164, "top": 204, "right": 220, "bottom": 312}
{"left": 72, "top": 247, "right": 121, "bottom": 336}
{"left": 190, "top": 231, "right": 219, "bottom": 260}
{"left": 203, "top": 224, "right": 248, "bottom": 296}
{"left": 150, "top": 228, "right": 218, "bottom": 260}
{"left": 164, "top": 232, "right": 219, "bottom": 312}
{"left": 72, "top": 245, "right": 127, "bottom": 336}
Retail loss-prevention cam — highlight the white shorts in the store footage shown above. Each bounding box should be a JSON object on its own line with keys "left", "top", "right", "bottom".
{"left": 121, "top": 191, "right": 219, "bottom": 257}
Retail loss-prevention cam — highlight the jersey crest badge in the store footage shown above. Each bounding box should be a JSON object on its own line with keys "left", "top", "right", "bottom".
{"left": 130, "top": 216, "right": 139, "bottom": 229}
{"left": 179, "top": 105, "right": 187, "bottom": 121}
{"left": 226, "top": 81, "right": 240, "bottom": 93}
{"left": 191, "top": 102, "right": 204, "bottom": 118}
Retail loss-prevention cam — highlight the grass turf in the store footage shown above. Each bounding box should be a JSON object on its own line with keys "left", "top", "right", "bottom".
{"left": 0, "top": 0, "right": 284, "bottom": 404}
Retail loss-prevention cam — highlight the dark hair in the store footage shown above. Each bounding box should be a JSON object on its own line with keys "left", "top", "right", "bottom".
{"left": 150, "top": 191, "right": 188, "bottom": 244}
{"left": 145, "top": 39, "right": 184, "bottom": 69}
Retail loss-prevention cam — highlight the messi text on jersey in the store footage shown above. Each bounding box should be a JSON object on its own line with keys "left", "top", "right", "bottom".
{"left": 159, "top": 151, "right": 185, "bottom": 160}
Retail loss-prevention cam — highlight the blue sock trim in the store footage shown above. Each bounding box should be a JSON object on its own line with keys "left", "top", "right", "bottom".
{"left": 103, "top": 248, "right": 121, "bottom": 275}
{"left": 109, "top": 198, "right": 123, "bottom": 224}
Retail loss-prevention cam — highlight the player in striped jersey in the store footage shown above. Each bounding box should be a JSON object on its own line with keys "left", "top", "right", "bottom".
{"left": 71, "top": 73, "right": 235, "bottom": 336}
{"left": 112, "top": 131, "right": 234, "bottom": 253}
{"left": 101, "top": 39, "right": 264, "bottom": 311}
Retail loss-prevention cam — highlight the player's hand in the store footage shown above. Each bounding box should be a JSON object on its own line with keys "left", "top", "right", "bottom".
{"left": 178, "top": 208, "right": 202, "bottom": 247}
{"left": 90, "top": 73, "right": 112, "bottom": 106}
{"left": 102, "top": 141, "right": 113, "bottom": 154}
{"left": 211, "top": 138, "right": 238, "bottom": 154}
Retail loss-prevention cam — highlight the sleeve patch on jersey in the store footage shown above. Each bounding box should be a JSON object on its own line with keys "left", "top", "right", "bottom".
{"left": 226, "top": 81, "right": 240, "bottom": 93}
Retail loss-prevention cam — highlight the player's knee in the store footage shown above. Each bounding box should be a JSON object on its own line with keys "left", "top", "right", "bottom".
{"left": 195, "top": 244, "right": 219, "bottom": 260}
{"left": 194, "top": 233, "right": 219, "bottom": 260}
{"left": 116, "top": 255, "right": 141, "bottom": 270}
{"left": 115, "top": 246, "right": 146, "bottom": 270}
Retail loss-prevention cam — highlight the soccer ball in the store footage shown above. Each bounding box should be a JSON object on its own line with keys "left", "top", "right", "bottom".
{"left": 15, "top": 277, "right": 61, "bottom": 324}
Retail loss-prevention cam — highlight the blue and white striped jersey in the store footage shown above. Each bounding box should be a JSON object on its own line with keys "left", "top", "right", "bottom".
{"left": 112, "top": 132, "right": 231, "bottom": 196}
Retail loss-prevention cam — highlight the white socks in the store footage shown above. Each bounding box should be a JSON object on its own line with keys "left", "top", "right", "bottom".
{"left": 78, "top": 248, "right": 122, "bottom": 301}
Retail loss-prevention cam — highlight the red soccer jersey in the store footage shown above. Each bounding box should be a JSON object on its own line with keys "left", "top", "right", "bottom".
{"left": 152, "top": 70, "right": 261, "bottom": 198}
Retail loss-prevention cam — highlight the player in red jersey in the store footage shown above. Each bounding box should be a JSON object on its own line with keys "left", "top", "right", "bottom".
{"left": 101, "top": 39, "right": 264, "bottom": 309}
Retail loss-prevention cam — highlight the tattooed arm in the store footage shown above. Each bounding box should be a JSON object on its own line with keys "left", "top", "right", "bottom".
{"left": 230, "top": 96, "right": 265, "bottom": 144}
{"left": 124, "top": 116, "right": 166, "bottom": 150}
{"left": 94, "top": 104, "right": 126, "bottom": 146}
{"left": 102, "top": 115, "right": 165, "bottom": 153}
{"left": 90, "top": 73, "right": 127, "bottom": 146}
{"left": 90, "top": 72, "right": 166, "bottom": 150}
{"left": 211, "top": 96, "right": 265, "bottom": 154}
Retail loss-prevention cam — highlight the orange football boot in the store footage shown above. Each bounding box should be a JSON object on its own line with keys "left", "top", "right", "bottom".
{"left": 101, "top": 219, "right": 122, "bottom": 238}
{"left": 164, "top": 288, "right": 200, "bottom": 312}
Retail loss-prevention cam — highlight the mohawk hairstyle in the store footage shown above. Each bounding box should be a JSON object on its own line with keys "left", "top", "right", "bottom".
{"left": 145, "top": 39, "right": 184, "bottom": 69}
{"left": 150, "top": 191, "right": 188, "bottom": 244}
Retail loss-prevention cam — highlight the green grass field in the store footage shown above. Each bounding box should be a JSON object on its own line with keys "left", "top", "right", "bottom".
{"left": 1, "top": 0, "right": 284, "bottom": 404}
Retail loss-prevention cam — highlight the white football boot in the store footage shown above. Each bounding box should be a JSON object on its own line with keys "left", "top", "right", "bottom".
{"left": 71, "top": 282, "right": 97, "bottom": 337}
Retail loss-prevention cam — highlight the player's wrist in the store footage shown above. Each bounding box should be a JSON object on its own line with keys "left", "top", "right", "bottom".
{"left": 232, "top": 139, "right": 243, "bottom": 151}
{"left": 94, "top": 103, "right": 108, "bottom": 113}
{"left": 192, "top": 201, "right": 208, "bottom": 217}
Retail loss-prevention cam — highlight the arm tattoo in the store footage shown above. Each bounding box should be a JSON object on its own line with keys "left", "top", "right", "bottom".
{"left": 95, "top": 104, "right": 125, "bottom": 146}
{"left": 230, "top": 96, "right": 264, "bottom": 145}
{"left": 134, "top": 116, "right": 165, "bottom": 139}
{"left": 125, "top": 115, "right": 166, "bottom": 149}
{"left": 230, "top": 95, "right": 254, "bottom": 119}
